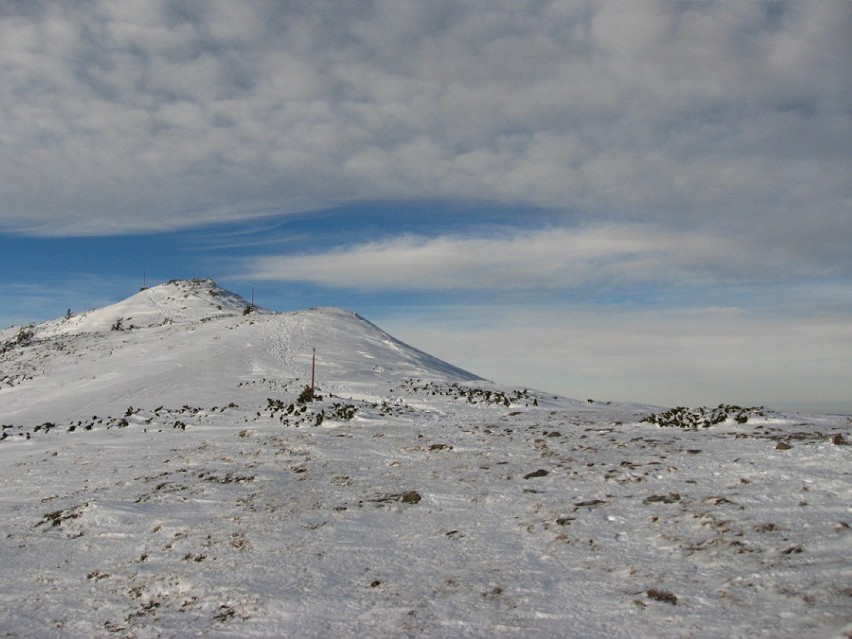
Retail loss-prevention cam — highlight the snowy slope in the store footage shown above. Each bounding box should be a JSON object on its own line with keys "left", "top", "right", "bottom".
{"left": 1, "top": 280, "right": 850, "bottom": 638}
{"left": 0, "top": 278, "right": 479, "bottom": 425}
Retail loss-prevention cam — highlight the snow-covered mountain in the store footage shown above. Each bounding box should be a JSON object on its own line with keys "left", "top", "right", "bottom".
{"left": 0, "top": 278, "right": 480, "bottom": 426}
{"left": 1, "top": 280, "right": 849, "bottom": 638}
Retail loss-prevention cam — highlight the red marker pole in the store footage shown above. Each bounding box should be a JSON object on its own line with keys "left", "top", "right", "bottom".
{"left": 311, "top": 348, "right": 316, "bottom": 391}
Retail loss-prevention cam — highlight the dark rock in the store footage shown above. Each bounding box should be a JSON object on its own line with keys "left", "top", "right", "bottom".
{"left": 400, "top": 491, "right": 421, "bottom": 504}
{"left": 574, "top": 499, "right": 607, "bottom": 508}
{"left": 646, "top": 589, "right": 677, "bottom": 605}
{"left": 643, "top": 493, "right": 681, "bottom": 505}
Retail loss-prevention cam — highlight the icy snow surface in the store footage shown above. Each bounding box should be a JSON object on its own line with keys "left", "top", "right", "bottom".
{"left": 1, "top": 279, "right": 850, "bottom": 638}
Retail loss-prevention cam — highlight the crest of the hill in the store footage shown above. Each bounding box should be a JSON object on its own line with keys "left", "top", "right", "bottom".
{"left": 0, "top": 278, "right": 482, "bottom": 425}
{"left": 49, "top": 278, "right": 253, "bottom": 336}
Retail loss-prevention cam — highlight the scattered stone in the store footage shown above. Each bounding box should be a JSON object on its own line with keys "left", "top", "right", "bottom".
{"left": 214, "top": 605, "right": 236, "bottom": 622}
{"left": 36, "top": 507, "right": 82, "bottom": 528}
{"left": 524, "top": 469, "right": 549, "bottom": 479}
{"left": 643, "top": 493, "right": 681, "bottom": 505}
{"left": 646, "top": 589, "right": 677, "bottom": 605}
{"left": 830, "top": 434, "right": 847, "bottom": 445}
{"left": 574, "top": 499, "right": 607, "bottom": 509}
{"left": 400, "top": 491, "right": 421, "bottom": 504}
{"left": 775, "top": 442, "right": 792, "bottom": 450}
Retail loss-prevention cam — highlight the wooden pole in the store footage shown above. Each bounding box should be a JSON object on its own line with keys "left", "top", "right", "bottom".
{"left": 311, "top": 348, "right": 316, "bottom": 390}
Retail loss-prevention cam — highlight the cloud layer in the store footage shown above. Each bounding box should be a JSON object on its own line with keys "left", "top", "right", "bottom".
{"left": 3, "top": 1, "right": 850, "bottom": 411}
{"left": 244, "top": 225, "right": 818, "bottom": 291}
{"left": 384, "top": 306, "right": 852, "bottom": 412}
{"left": 2, "top": 1, "right": 850, "bottom": 263}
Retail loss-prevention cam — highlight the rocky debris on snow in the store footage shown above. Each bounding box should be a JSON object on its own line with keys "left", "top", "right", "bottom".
{"left": 391, "top": 379, "right": 540, "bottom": 407}
{"left": 361, "top": 490, "right": 422, "bottom": 505}
{"left": 643, "top": 492, "right": 682, "bottom": 505}
{"left": 645, "top": 589, "right": 678, "bottom": 605}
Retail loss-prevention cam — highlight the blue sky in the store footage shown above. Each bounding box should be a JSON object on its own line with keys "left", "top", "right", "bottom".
{"left": 2, "top": 1, "right": 851, "bottom": 413}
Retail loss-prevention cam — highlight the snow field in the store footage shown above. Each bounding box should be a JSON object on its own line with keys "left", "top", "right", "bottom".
{"left": 2, "top": 395, "right": 849, "bottom": 638}
{"left": 1, "top": 279, "right": 849, "bottom": 637}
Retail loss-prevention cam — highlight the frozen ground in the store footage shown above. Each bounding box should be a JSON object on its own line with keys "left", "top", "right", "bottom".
{"left": 1, "top": 279, "right": 850, "bottom": 638}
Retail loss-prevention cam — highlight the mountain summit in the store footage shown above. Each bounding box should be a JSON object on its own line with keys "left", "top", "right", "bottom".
{"left": 0, "top": 278, "right": 480, "bottom": 425}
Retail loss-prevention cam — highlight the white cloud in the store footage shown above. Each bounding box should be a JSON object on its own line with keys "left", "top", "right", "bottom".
{"left": 2, "top": 1, "right": 849, "bottom": 415}
{"left": 0, "top": 0, "right": 848, "bottom": 269}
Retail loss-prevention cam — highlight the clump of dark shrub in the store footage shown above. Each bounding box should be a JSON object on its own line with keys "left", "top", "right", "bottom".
{"left": 329, "top": 402, "right": 358, "bottom": 420}
{"left": 641, "top": 405, "right": 766, "bottom": 429}
{"left": 393, "top": 379, "right": 538, "bottom": 407}
{"left": 297, "top": 385, "right": 321, "bottom": 404}
{"left": 1, "top": 326, "right": 35, "bottom": 355}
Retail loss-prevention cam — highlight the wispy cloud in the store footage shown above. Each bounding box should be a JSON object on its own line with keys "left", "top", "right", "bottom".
{"left": 242, "top": 225, "right": 820, "bottom": 291}
{"left": 0, "top": 274, "right": 127, "bottom": 329}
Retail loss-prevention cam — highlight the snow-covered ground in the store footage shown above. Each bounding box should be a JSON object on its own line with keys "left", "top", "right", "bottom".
{"left": 1, "top": 279, "right": 850, "bottom": 638}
